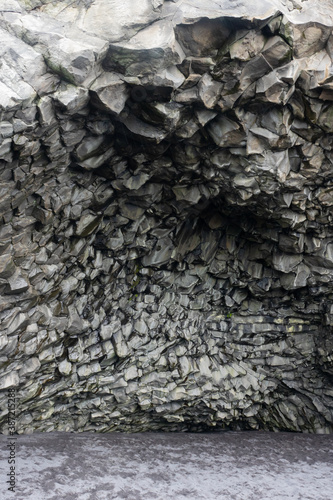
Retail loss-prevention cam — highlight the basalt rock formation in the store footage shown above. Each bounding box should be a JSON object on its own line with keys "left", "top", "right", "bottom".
{"left": 0, "top": 0, "right": 333, "bottom": 433}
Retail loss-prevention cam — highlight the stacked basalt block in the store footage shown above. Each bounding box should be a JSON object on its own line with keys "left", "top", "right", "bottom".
{"left": 0, "top": 0, "right": 333, "bottom": 433}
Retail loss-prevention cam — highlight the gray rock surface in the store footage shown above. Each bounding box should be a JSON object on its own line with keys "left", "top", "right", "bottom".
{"left": 0, "top": 0, "right": 333, "bottom": 434}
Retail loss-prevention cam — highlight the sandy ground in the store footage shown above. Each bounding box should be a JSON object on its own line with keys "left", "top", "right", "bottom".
{"left": 0, "top": 431, "right": 332, "bottom": 500}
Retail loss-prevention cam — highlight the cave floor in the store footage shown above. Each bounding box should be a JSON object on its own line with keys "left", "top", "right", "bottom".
{"left": 1, "top": 431, "right": 332, "bottom": 500}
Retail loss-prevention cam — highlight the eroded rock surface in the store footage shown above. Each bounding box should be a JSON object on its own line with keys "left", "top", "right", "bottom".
{"left": 0, "top": 0, "right": 333, "bottom": 433}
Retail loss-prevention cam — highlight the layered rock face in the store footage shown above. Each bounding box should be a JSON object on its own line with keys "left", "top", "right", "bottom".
{"left": 0, "top": 0, "right": 333, "bottom": 433}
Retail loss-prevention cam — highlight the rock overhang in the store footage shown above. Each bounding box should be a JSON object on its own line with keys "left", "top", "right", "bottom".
{"left": 0, "top": 0, "right": 332, "bottom": 434}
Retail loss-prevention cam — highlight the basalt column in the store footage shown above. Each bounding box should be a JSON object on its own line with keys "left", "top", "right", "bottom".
{"left": 0, "top": 0, "right": 333, "bottom": 433}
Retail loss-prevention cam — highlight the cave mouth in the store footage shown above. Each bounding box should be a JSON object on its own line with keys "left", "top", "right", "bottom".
{"left": 0, "top": 1, "right": 333, "bottom": 434}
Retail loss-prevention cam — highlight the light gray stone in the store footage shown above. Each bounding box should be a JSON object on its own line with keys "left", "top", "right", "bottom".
{"left": 54, "top": 84, "right": 89, "bottom": 113}
{"left": 58, "top": 359, "right": 72, "bottom": 376}
{"left": 19, "top": 357, "right": 41, "bottom": 376}
{"left": 90, "top": 73, "right": 129, "bottom": 115}
{"left": 5, "top": 271, "right": 29, "bottom": 295}
{"left": 0, "top": 371, "right": 19, "bottom": 389}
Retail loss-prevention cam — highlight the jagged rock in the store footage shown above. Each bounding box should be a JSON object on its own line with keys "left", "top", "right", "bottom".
{"left": 66, "top": 305, "right": 89, "bottom": 336}
{"left": 19, "top": 357, "right": 41, "bottom": 376}
{"left": 229, "top": 30, "right": 266, "bottom": 61}
{"left": 111, "top": 331, "right": 128, "bottom": 358}
{"left": 140, "top": 101, "right": 187, "bottom": 130}
{"left": 142, "top": 238, "right": 175, "bottom": 266}
{"left": 198, "top": 74, "right": 223, "bottom": 108}
{"left": 280, "top": 263, "right": 311, "bottom": 289}
{"left": 174, "top": 87, "right": 199, "bottom": 104}
{"left": 119, "top": 113, "right": 169, "bottom": 143}
{"left": 75, "top": 136, "right": 108, "bottom": 162}
{"left": 172, "top": 185, "right": 201, "bottom": 204}
{"left": 90, "top": 73, "right": 129, "bottom": 115}
{"left": 208, "top": 115, "right": 246, "bottom": 147}
{"left": 0, "top": 371, "right": 19, "bottom": 389}
{"left": 103, "top": 20, "right": 185, "bottom": 77}
{"left": 0, "top": 254, "right": 16, "bottom": 279}
{"left": 4, "top": 270, "right": 29, "bottom": 294}
{"left": 76, "top": 214, "right": 102, "bottom": 237}
{"left": 54, "top": 84, "right": 89, "bottom": 114}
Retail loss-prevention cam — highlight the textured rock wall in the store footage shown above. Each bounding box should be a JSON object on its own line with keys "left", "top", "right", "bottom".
{"left": 0, "top": 0, "right": 333, "bottom": 433}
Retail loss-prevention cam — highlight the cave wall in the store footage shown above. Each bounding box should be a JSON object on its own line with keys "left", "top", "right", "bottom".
{"left": 0, "top": 0, "right": 333, "bottom": 433}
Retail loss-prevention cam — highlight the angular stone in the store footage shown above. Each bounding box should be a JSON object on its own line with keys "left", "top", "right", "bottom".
{"left": 6, "top": 312, "right": 28, "bottom": 335}
{"left": 275, "top": 60, "right": 302, "bottom": 85}
{"left": 256, "top": 71, "right": 295, "bottom": 105}
{"left": 66, "top": 306, "right": 89, "bottom": 335}
{"left": 32, "top": 206, "right": 53, "bottom": 225}
{"left": 77, "top": 146, "right": 115, "bottom": 170}
{"left": 229, "top": 30, "right": 266, "bottom": 61}
{"left": 249, "top": 126, "right": 281, "bottom": 148}
{"left": 90, "top": 73, "right": 129, "bottom": 115}
{"left": 174, "top": 87, "right": 199, "bottom": 104}
{"left": 142, "top": 238, "right": 175, "bottom": 266}
{"left": 106, "top": 229, "right": 124, "bottom": 251}
{"left": 318, "top": 104, "right": 333, "bottom": 133}
{"left": 208, "top": 115, "right": 246, "bottom": 147}
{"left": 272, "top": 252, "right": 303, "bottom": 273}
{"left": 195, "top": 109, "right": 217, "bottom": 126}
{"left": 78, "top": 363, "right": 93, "bottom": 378}
{"left": 54, "top": 84, "right": 89, "bottom": 114}
{"left": 0, "top": 121, "right": 13, "bottom": 137}
{"left": 262, "top": 36, "right": 291, "bottom": 68}
{"left": 103, "top": 20, "right": 185, "bottom": 76}
{"left": 172, "top": 185, "right": 201, "bottom": 204}
{"left": 0, "top": 254, "right": 16, "bottom": 279}
{"left": 233, "top": 174, "right": 259, "bottom": 190}
{"left": 0, "top": 332, "right": 8, "bottom": 351}
{"left": 120, "top": 203, "right": 145, "bottom": 221}
{"left": 239, "top": 54, "right": 272, "bottom": 91}
{"left": 4, "top": 12, "right": 108, "bottom": 85}
{"left": 76, "top": 214, "right": 102, "bottom": 237}
{"left": 111, "top": 331, "right": 128, "bottom": 358}
{"left": 0, "top": 138, "right": 12, "bottom": 157}
{"left": 0, "top": 371, "right": 19, "bottom": 389}
{"left": 316, "top": 187, "right": 333, "bottom": 206}
{"left": 280, "top": 263, "right": 311, "bottom": 289}
{"left": 198, "top": 74, "right": 223, "bottom": 109}
{"left": 123, "top": 173, "right": 150, "bottom": 191}
{"left": 124, "top": 364, "right": 139, "bottom": 382}
{"left": 260, "top": 107, "right": 292, "bottom": 136}
{"left": 151, "top": 65, "right": 186, "bottom": 89}
{"left": 134, "top": 320, "right": 148, "bottom": 335}
{"left": 119, "top": 114, "right": 168, "bottom": 143}
{"left": 140, "top": 101, "right": 186, "bottom": 130}
{"left": 37, "top": 96, "right": 57, "bottom": 127}
{"left": 75, "top": 135, "right": 107, "bottom": 161}
{"left": 5, "top": 270, "right": 29, "bottom": 295}
{"left": 19, "top": 357, "right": 41, "bottom": 376}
